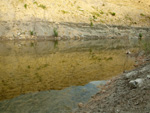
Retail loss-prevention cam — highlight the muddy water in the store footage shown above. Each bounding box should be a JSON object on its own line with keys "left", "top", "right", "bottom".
{"left": 0, "top": 39, "right": 135, "bottom": 101}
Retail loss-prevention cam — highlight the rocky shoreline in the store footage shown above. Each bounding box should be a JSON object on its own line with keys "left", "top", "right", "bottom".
{"left": 74, "top": 63, "right": 150, "bottom": 113}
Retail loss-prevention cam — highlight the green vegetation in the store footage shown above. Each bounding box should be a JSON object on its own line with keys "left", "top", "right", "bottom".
{"left": 100, "top": 10, "right": 104, "bottom": 14}
{"left": 139, "top": 33, "right": 143, "bottom": 38}
{"left": 77, "top": 6, "right": 81, "bottom": 9}
{"left": 109, "top": 12, "right": 116, "bottom": 16}
{"left": 27, "top": 65, "right": 31, "bottom": 69}
{"left": 90, "top": 10, "right": 104, "bottom": 21}
{"left": 61, "top": 10, "right": 69, "bottom": 14}
{"left": 30, "top": 31, "right": 34, "bottom": 36}
{"left": 53, "top": 28, "right": 58, "bottom": 37}
{"left": 140, "top": 13, "right": 145, "bottom": 16}
{"left": 38, "top": 4, "right": 46, "bottom": 9}
{"left": 33, "top": 1, "right": 46, "bottom": 10}
{"left": 91, "top": 12, "right": 101, "bottom": 17}
{"left": 24, "top": 4, "right": 27, "bottom": 9}
{"left": 90, "top": 21, "right": 94, "bottom": 27}
{"left": 30, "top": 42, "right": 35, "bottom": 47}
{"left": 33, "top": 1, "right": 38, "bottom": 5}
{"left": 125, "top": 15, "right": 132, "bottom": 22}
{"left": 92, "top": 15, "right": 97, "bottom": 20}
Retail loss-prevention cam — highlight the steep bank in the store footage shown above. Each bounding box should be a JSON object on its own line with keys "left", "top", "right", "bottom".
{"left": 1, "top": 22, "right": 150, "bottom": 41}
{"left": 0, "top": 0, "right": 150, "bottom": 39}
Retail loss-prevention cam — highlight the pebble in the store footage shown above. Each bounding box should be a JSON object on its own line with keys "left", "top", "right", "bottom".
{"left": 78, "top": 102, "right": 84, "bottom": 108}
{"left": 147, "top": 75, "right": 150, "bottom": 79}
{"left": 126, "top": 50, "right": 131, "bottom": 55}
{"left": 102, "top": 90, "right": 106, "bottom": 93}
{"left": 125, "top": 71, "right": 138, "bottom": 79}
{"left": 129, "top": 78, "right": 144, "bottom": 88}
{"left": 129, "top": 80, "right": 137, "bottom": 88}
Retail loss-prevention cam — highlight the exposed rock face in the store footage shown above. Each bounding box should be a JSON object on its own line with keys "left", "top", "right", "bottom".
{"left": 75, "top": 63, "right": 150, "bottom": 113}
{"left": 1, "top": 21, "right": 150, "bottom": 41}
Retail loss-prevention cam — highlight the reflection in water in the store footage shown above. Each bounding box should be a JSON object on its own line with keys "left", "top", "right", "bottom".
{"left": 53, "top": 40, "right": 59, "bottom": 49}
{"left": 0, "top": 39, "right": 135, "bottom": 100}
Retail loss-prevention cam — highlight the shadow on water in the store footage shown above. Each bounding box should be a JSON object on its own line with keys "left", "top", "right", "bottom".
{"left": 0, "top": 39, "right": 137, "bottom": 101}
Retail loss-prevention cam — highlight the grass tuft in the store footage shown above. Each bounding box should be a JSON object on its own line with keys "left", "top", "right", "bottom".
{"left": 33, "top": 1, "right": 38, "bottom": 5}
{"left": 30, "top": 31, "right": 34, "bottom": 36}
{"left": 38, "top": 4, "right": 46, "bottom": 9}
{"left": 90, "top": 21, "right": 94, "bottom": 27}
{"left": 140, "top": 13, "right": 145, "bottom": 16}
{"left": 109, "top": 12, "right": 116, "bottom": 16}
{"left": 24, "top": 4, "right": 27, "bottom": 9}
{"left": 61, "top": 10, "right": 69, "bottom": 14}
{"left": 53, "top": 28, "right": 58, "bottom": 37}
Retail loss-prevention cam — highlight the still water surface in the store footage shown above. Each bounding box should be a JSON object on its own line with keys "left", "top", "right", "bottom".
{"left": 0, "top": 39, "right": 135, "bottom": 101}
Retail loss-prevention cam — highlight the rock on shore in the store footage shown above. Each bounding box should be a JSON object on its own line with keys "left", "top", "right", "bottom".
{"left": 75, "top": 63, "right": 150, "bottom": 113}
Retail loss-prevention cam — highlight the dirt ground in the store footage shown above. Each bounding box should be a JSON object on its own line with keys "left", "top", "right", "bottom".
{"left": 74, "top": 61, "right": 150, "bottom": 113}
{"left": 0, "top": 0, "right": 150, "bottom": 26}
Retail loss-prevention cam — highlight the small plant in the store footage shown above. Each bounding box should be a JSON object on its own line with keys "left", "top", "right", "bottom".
{"left": 38, "top": 4, "right": 46, "bottom": 9}
{"left": 30, "top": 42, "right": 35, "bottom": 47}
{"left": 139, "top": 33, "right": 143, "bottom": 38}
{"left": 30, "top": 31, "right": 34, "bottom": 35}
{"left": 93, "top": 15, "right": 97, "bottom": 20}
{"left": 100, "top": 10, "right": 104, "bottom": 14}
{"left": 53, "top": 28, "right": 58, "bottom": 37}
{"left": 102, "top": 4, "right": 105, "bottom": 6}
{"left": 61, "top": 10, "right": 69, "bottom": 14}
{"left": 77, "top": 6, "right": 81, "bottom": 9}
{"left": 140, "top": 13, "right": 145, "bottom": 16}
{"left": 24, "top": 4, "right": 27, "bottom": 9}
{"left": 33, "top": 1, "right": 38, "bottom": 5}
{"left": 138, "top": 33, "right": 143, "bottom": 41}
{"left": 109, "top": 12, "right": 116, "bottom": 16}
{"left": 27, "top": 65, "right": 31, "bottom": 69}
{"left": 91, "top": 12, "right": 100, "bottom": 17}
{"left": 90, "top": 20, "right": 94, "bottom": 27}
